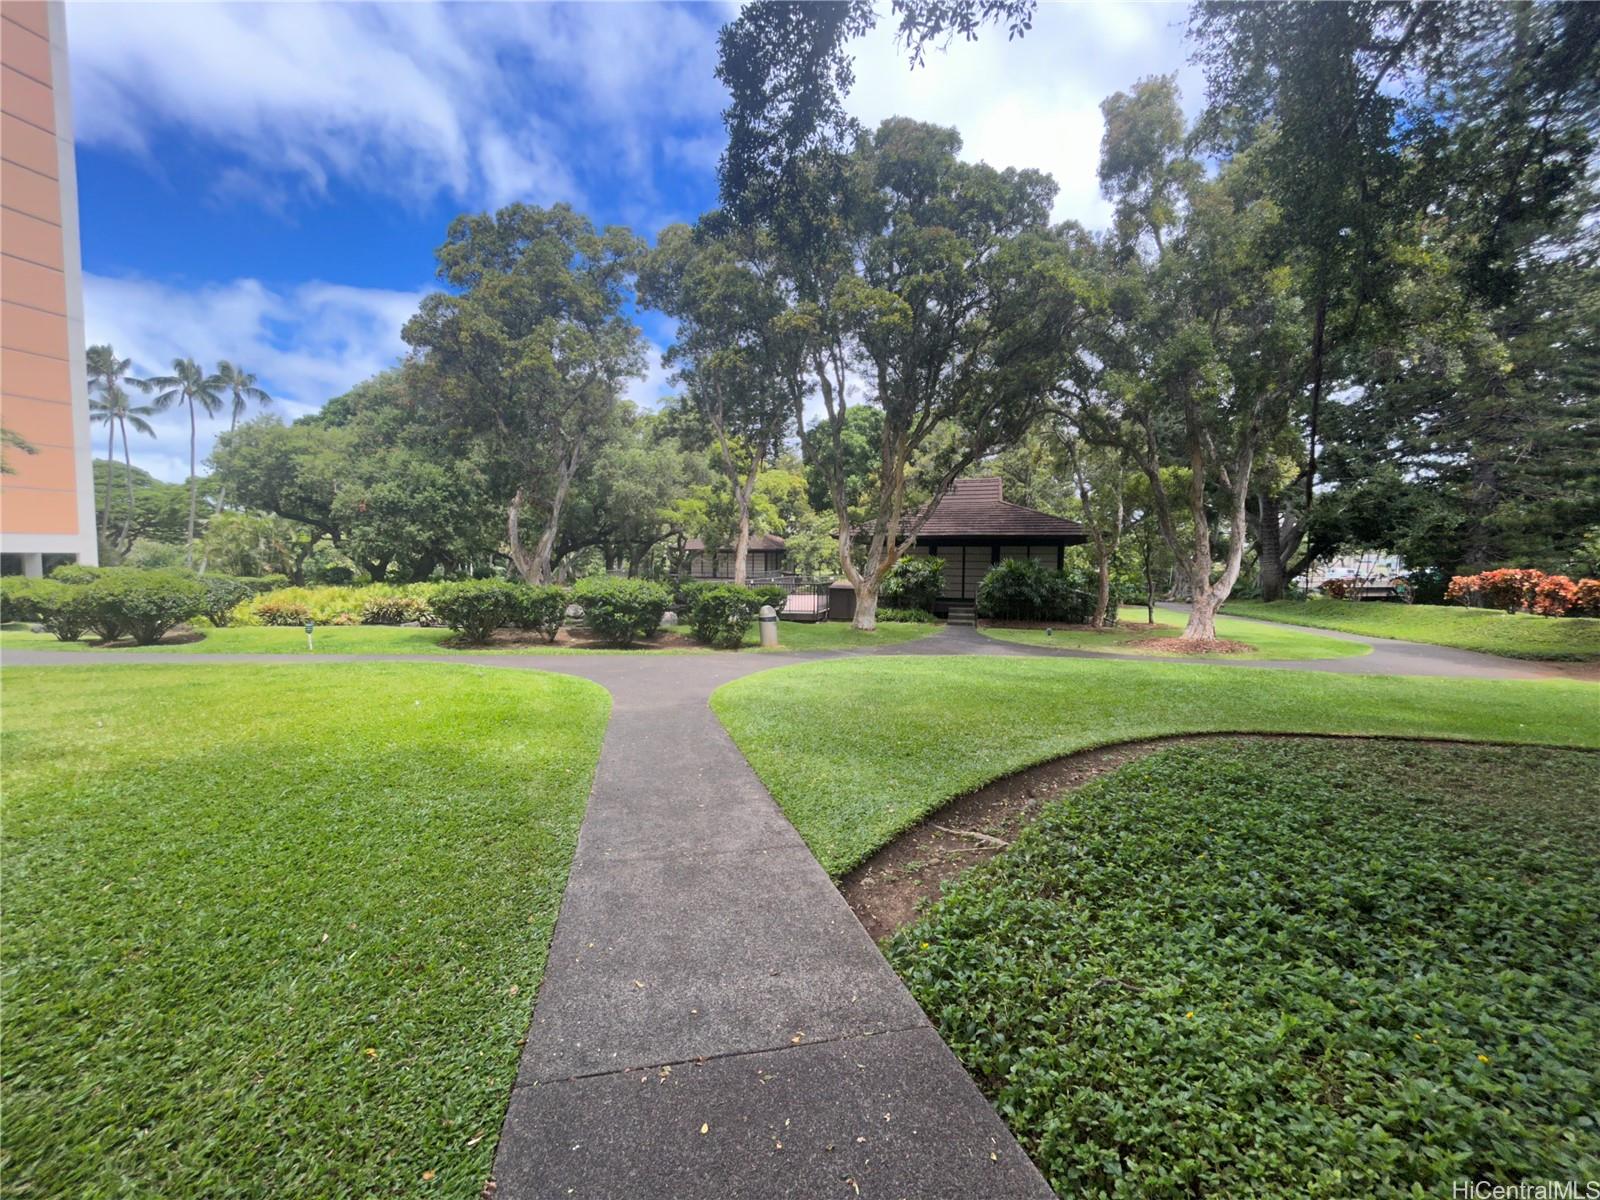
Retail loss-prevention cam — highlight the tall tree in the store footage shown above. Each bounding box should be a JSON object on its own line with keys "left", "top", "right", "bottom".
{"left": 790, "top": 120, "right": 1078, "bottom": 628}
{"left": 404, "top": 204, "right": 645, "bottom": 584}
{"left": 642, "top": 221, "right": 805, "bottom": 584}
{"left": 145, "top": 357, "right": 223, "bottom": 567}
{"left": 212, "top": 362, "right": 272, "bottom": 513}
{"left": 1081, "top": 81, "right": 1307, "bottom": 641}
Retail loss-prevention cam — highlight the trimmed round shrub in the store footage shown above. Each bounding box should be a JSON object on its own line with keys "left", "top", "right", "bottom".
{"left": 881, "top": 556, "right": 943, "bottom": 613}
{"left": 22, "top": 579, "right": 94, "bottom": 641}
{"left": 255, "top": 598, "right": 312, "bottom": 627}
{"left": 572, "top": 577, "right": 669, "bottom": 646}
{"left": 82, "top": 570, "right": 208, "bottom": 645}
{"left": 430, "top": 579, "right": 522, "bottom": 643}
{"left": 510, "top": 585, "right": 569, "bottom": 643}
{"left": 975, "top": 559, "right": 1105, "bottom": 623}
{"left": 198, "top": 575, "right": 256, "bottom": 627}
{"left": 1, "top": 576, "right": 42, "bottom": 624}
{"left": 1573, "top": 579, "right": 1600, "bottom": 617}
{"left": 689, "top": 584, "right": 763, "bottom": 649}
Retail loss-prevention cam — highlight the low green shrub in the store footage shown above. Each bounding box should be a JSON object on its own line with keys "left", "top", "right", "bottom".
{"left": 430, "top": 580, "right": 521, "bottom": 643}
{"left": 83, "top": 571, "right": 208, "bottom": 645}
{"left": 877, "top": 606, "right": 936, "bottom": 623}
{"left": 48, "top": 563, "right": 101, "bottom": 585}
{"left": 882, "top": 556, "right": 944, "bottom": 612}
{"left": 358, "top": 594, "right": 433, "bottom": 626}
{"left": 976, "top": 559, "right": 1108, "bottom": 623}
{"left": 21, "top": 580, "right": 94, "bottom": 641}
{"left": 1, "top": 576, "right": 41, "bottom": 623}
{"left": 235, "top": 574, "right": 290, "bottom": 596}
{"left": 573, "top": 576, "right": 669, "bottom": 646}
{"left": 751, "top": 583, "right": 787, "bottom": 610}
{"left": 510, "top": 585, "right": 569, "bottom": 643}
{"left": 254, "top": 598, "right": 312, "bottom": 627}
{"left": 198, "top": 576, "right": 256, "bottom": 627}
{"left": 229, "top": 583, "right": 439, "bottom": 626}
{"left": 689, "top": 585, "right": 763, "bottom": 649}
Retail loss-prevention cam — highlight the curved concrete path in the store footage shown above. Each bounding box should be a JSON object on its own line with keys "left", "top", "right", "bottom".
{"left": 1, "top": 622, "right": 1581, "bottom": 1199}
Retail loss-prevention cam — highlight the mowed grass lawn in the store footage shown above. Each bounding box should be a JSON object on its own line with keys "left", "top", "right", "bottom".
{"left": 982, "top": 610, "right": 1367, "bottom": 661}
{"left": 0, "top": 618, "right": 938, "bottom": 656}
{"left": 0, "top": 623, "right": 680, "bottom": 656}
{"left": 1225, "top": 599, "right": 1600, "bottom": 661}
{"left": 0, "top": 663, "right": 609, "bottom": 1197}
{"left": 711, "top": 656, "right": 1600, "bottom": 875}
{"left": 888, "top": 740, "right": 1600, "bottom": 1196}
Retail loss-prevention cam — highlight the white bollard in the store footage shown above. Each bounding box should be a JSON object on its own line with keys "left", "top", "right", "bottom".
{"left": 758, "top": 604, "right": 779, "bottom": 648}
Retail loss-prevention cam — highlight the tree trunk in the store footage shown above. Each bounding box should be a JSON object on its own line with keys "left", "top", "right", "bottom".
{"left": 185, "top": 401, "right": 199, "bottom": 569}
{"left": 731, "top": 463, "right": 760, "bottom": 587}
{"left": 853, "top": 585, "right": 879, "bottom": 631}
{"left": 1304, "top": 293, "right": 1327, "bottom": 517}
{"left": 119, "top": 417, "right": 137, "bottom": 552}
{"left": 1185, "top": 590, "right": 1223, "bottom": 640}
{"left": 529, "top": 443, "right": 583, "bottom": 585}
{"left": 506, "top": 489, "right": 540, "bottom": 582}
{"left": 213, "top": 413, "right": 238, "bottom": 514}
{"left": 100, "top": 423, "right": 114, "bottom": 538}
{"left": 1258, "top": 492, "right": 1286, "bottom": 602}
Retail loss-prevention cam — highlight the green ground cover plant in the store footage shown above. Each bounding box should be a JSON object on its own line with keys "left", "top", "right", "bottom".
{"left": 887, "top": 739, "right": 1600, "bottom": 1196}
{"left": 711, "top": 656, "right": 1599, "bottom": 874}
{"left": 1225, "top": 599, "right": 1600, "bottom": 661}
{"left": 0, "top": 663, "right": 609, "bottom": 1196}
{"left": 982, "top": 611, "right": 1368, "bottom": 661}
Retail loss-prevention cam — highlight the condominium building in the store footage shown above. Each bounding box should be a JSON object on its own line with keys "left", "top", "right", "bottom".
{"left": 1, "top": 0, "right": 96, "bottom": 575}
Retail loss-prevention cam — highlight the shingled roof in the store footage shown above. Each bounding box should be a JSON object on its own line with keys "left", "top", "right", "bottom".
{"left": 912, "top": 477, "right": 1085, "bottom": 541}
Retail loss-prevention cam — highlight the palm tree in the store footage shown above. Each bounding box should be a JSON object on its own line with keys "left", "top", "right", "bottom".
{"left": 87, "top": 344, "right": 140, "bottom": 538}
{"left": 212, "top": 361, "right": 271, "bottom": 513}
{"left": 90, "top": 386, "right": 157, "bottom": 551}
{"left": 146, "top": 357, "right": 224, "bottom": 567}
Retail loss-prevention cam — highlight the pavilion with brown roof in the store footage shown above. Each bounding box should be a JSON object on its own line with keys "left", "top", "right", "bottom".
{"left": 901, "top": 477, "right": 1086, "bottom": 614}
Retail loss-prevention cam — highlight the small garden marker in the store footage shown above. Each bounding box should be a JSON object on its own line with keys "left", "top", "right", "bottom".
{"left": 305, "top": 620, "right": 315, "bottom": 651}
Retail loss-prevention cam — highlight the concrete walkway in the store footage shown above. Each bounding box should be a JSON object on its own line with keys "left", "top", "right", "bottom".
{"left": 1, "top": 621, "right": 1579, "bottom": 1199}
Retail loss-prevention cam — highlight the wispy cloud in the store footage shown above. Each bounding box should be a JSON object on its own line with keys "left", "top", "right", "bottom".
{"left": 85, "top": 273, "right": 425, "bottom": 480}
{"left": 67, "top": 1, "right": 732, "bottom": 216}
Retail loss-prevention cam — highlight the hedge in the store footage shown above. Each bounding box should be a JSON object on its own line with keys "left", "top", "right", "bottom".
{"left": 573, "top": 577, "right": 669, "bottom": 646}
{"left": 84, "top": 571, "right": 208, "bottom": 645}
{"left": 509, "top": 585, "right": 569, "bottom": 643}
{"left": 1446, "top": 568, "right": 1600, "bottom": 617}
{"left": 689, "top": 585, "right": 763, "bottom": 649}
{"left": 429, "top": 580, "right": 522, "bottom": 644}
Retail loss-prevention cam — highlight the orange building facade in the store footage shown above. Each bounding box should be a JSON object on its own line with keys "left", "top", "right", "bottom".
{"left": 1, "top": 0, "right": 96, "bottom": 574}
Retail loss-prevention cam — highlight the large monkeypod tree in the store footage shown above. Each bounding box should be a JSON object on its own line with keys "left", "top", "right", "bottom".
{"left": 404, "top": 204, "right": 645, "bottom": 585}
{"left": 793, "top": 119, "right": 1080, "bottom": 629}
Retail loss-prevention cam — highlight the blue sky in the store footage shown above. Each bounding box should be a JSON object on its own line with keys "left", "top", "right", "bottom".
{"left": 68, "top": 1, "right": 1194, "bottom": 482}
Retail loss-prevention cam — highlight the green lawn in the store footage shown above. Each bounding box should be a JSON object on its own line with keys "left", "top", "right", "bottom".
{"left": 0, "top": 623, "right": 694, "bottom": 655}
{"left": 982, "top": 611, "right": 1368, "bottom": 661}
{"left": 887, "top": 739, "right": 1600, "bottom": 1196}
{"left": 0, "top": 618, "right": 938, "bottom": 657}
{"left": 0, "top": 663, "right": 610, "bottom": 1197}
{"left": 747, "top": 618, "right": 940, "bottom": 652}
{"left": 1225, "top": 599, "right": 1600, "bottom": 661}
{"left": 711, "top": 656, "right": 1599, "bottom": 875}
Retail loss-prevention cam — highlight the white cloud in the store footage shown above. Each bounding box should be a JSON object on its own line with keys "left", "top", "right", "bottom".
{"left": 66, "top": 2, "right": 731, "bottom": 214}
{"left": 845, "top": 2, "right": 1202, "bottom": 228}
{"left": 84, "top": 273, "right": 425, "bottom": 481}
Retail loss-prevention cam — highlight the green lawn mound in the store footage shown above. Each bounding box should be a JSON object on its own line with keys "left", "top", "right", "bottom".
{"left": 981, "top": 611, "right": 1368, "bottom": 661}
{"left": 0, "top": 664, "right": 609, "bottom": 1197}
{"left": 887, "top": 739, "right": 1600, "bottom": 1196}
{"left": 1225, "top": 599, "right": 1600, "bottom": 662}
